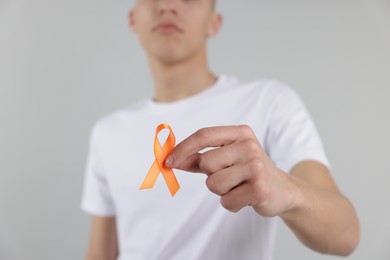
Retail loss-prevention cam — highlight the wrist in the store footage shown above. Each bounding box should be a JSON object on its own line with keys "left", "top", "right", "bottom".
{"left": 279, "top": 173, "right": 306, "bottom": 220}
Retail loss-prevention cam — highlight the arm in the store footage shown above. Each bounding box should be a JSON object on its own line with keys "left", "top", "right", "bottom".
{"left": 85, "top": 216, "right": 119, "bottom": 260}
{"left": 165, "top": 125, "right": 359, "bottom": 256}
{"left": 281, "top": 161, "right": 359, "bottom": 255}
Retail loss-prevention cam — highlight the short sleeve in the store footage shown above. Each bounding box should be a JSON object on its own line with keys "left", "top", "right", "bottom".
{"left": 264, "top": 82, "right": 331, "bottom": 173}
{"left": 80, "top": 122, "right": 116, "bottom": 216}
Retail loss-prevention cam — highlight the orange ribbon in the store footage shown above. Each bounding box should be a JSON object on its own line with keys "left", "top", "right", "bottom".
{"left": 140, "top": 124, "right": 180, "bottom": 197}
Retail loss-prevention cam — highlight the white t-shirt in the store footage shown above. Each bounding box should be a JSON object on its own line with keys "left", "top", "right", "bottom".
{"left": 81, "top": 75, "right": 330, "bottom": 260}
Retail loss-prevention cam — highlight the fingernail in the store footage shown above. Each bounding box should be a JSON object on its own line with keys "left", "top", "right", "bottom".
{"left": 165, "top": 155, "right": 174, "bottom": 168}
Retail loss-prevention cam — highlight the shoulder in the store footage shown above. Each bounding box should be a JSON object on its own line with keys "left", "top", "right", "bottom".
{"left": 221, "top": 74, "right": 299, "bottom": 104}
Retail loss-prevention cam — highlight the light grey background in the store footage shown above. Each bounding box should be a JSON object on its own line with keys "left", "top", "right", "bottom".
{"left": 0, "top": 0, "right": 389, "bottom": 259}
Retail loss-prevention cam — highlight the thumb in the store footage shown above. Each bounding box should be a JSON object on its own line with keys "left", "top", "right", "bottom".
{"left": 166, "top": 153, "right": 203, "bottom": 173}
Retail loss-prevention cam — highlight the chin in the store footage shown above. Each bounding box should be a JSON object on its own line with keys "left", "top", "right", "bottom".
{"left": 150, "top": 49, "right": 188, "bottom": 65}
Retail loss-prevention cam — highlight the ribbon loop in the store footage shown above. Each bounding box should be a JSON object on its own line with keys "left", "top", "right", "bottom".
{"left": 140, "top": 124, "right": 180, "bottom": 196}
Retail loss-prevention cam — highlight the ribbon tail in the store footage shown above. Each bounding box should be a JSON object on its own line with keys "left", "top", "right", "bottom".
{"left": 161, "top": 168, "right": 180, "bottom": 197}
{"left": 139, "top": 160, "right": 160, "bottom": 190}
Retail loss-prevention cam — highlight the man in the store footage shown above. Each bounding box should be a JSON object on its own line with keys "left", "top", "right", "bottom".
{"left": 81, "top": 0, "right": 359, "bottom": 259}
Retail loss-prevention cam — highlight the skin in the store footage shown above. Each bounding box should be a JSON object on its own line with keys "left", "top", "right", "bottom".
{"left": 165, "top": 126, "right": 359, "bottom": 255}
{"left": 86, "top": 216, "right": 118, "bottom": 260}
{"left": 85, "top": 0, "right": 360, "bottom": 259}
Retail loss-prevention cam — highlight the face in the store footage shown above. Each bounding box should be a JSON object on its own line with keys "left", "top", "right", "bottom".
{"left": 129, "top": 0, "right": 221, "bottom": 65}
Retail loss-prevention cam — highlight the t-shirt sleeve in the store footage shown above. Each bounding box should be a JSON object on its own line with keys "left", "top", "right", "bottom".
{"left": 264, "top": 82, "right": 331, "bottom": 174}
{"left": 80, "top": 122, "right": 116, "bottom": 216}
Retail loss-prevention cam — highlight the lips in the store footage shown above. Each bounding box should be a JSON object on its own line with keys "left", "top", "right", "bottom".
{"left": 153, "top": 22, "right": 183, "bottom": 33}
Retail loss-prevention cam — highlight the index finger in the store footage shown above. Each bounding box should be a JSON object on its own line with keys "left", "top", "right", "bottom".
{"left": 165, "top": 125, "right": 253, "bottom": 169}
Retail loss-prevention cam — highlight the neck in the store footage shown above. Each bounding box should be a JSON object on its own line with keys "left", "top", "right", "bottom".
{"left": 148, "top": 49, "right": 217, "bottom": 103}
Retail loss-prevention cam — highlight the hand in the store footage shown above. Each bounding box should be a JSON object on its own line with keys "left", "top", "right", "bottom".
{"left": 165, "top": 125, "right": 300, "bottom": 216}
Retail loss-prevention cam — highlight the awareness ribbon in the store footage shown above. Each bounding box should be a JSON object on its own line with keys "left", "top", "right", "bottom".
{"left": 139, "top": 124, "right": 180, "bottom": 196}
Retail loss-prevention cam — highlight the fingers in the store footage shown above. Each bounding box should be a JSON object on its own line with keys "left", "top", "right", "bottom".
{"left": 166, "top": 125, "right": 254, "bottom": 169}
{"left": 205, "top": 164, "right": 253, "bottom": 196}
{"left": 174, "top": 141, "right": 247, "bottom": 174}
{"left": 220, "top": 182, "right": 258, "bottom": 213}
{"left": 164, "top": 125, "right": 274, "bottom": 215}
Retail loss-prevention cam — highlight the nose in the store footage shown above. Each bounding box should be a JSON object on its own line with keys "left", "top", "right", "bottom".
{"left": 158, "top": 0, "right": 178, "bottom": 15}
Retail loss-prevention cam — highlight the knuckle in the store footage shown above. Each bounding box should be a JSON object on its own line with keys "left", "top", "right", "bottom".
{"left": 252, "top": 176, "right": 269, "bottom": 198}
{"left": 238, "top": 124, "right": 254, "bottom": 137}
{"left": 195, "top": 128, "right": 212, "bottom": 140}
{"left": 248, "top": 159, "right": 264, "bottom": 173}
{"left": 198, "top": 153, "right": 212, "bottom": 174}
{"left": 220, "top": 196, "right": 238, "bottom": 212}
{"left": 242, "top": 139, "right": 260, "bottom": 154}
{"left": 205, "top": 176, "right": 219, "bottom": 194}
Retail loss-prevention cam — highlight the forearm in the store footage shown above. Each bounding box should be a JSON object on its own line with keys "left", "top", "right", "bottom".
{"left": 86, "top": 251, "right": 118, "bottom": 260}
{"left": 86, "top": 216, "right": 119, "bottom": 260}
{"left": 280, "top": 175, "right": 360, "bottom": 256}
